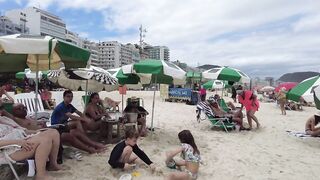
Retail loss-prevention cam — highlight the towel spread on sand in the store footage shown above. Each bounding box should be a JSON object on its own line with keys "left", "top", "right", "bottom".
{"left": 286, "top": 130, "right": 315, "bottom": 138}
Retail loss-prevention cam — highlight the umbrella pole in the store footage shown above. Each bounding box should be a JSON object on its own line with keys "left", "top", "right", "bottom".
{"left": 122, "top": 93, "right": 124, "bottom": 112}
{"left": 85, "top": 80, "right": 88, "bottom": 106}
{"left": 151, "top": 76, "right": 157, "bottom": 132}
{"left": 35, "top": 55, "right": 39, "bottom": 120}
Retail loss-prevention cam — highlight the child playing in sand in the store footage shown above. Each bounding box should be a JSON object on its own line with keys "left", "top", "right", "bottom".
{"left": 305, "top": 111, "right": 320, "bottom": 137}
{"left": 108, "top": 129, "right": 155, "bottom": 171}
{"left": 165, "top": 130, "right": 201, "bottom": 180}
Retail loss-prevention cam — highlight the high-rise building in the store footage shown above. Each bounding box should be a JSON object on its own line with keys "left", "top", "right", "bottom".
{"left": 66, "top": 29, "right": 83, "bottom": 47}
{"left": 145, "top": 45, "right": 170, "bottom": 61}
{"left": 6, "top": 7, "right": 66, "bottom": 40}
{"left": 98, "top": 41, "right": 121, "bottom": 69}
{"left": 98, "top": 41, "right": 140, "bottom": 69}
{"left": 0, "top": 16, "right": 29, "bottom": 36}
{"left": 83, "top": 39, "right": 100, "bottom": 67}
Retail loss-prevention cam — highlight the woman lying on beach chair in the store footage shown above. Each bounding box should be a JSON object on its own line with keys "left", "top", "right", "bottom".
{"left": 196, "top": 101, "right": 236, "bottom": 132}
{"left": 207, "top": 98, "right": 246, "bottom": 130}
{"left": 0, "top": 117, "right": 62, "bottom": 180}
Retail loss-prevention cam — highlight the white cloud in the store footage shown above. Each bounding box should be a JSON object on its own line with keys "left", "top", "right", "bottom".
{"left": 21, "top": 0, "right": 320, "bottom": 77}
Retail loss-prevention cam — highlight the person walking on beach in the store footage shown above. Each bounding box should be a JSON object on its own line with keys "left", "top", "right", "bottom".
{"left": 108, "top": 129, "right": 155, "bottom": 171}
{"left": 199, "top": 85, "right": 206, "bottom": 101}
{"left": 165, "top": 130, "right": 201, "bottom": 180}
{"left": 276, "top": 87, "right": 287, "bottom": 115}
{"left": 238, "top": 90, "right": 260, "bottom": 129}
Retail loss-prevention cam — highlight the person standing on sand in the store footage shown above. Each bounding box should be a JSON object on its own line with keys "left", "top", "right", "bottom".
{"left": 238, "top": 90, "right": 260, "bottom": 129}
{"left": 276, "top": 87, "right": 287, "bottom": 115}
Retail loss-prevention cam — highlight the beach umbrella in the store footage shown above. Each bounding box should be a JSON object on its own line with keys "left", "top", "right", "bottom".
{"left": 202, "top": 66, "right": 250, "bottom": 84}
{"left": 122, "top": 59, "right": 186, "bottom": 130}
{"left": 260, "top": 86, "right": 275, "bottom": 92}
{"left": 0, "top": 34, "right": 90, "bottom": 118}
{"left": 274, "top": 82, "right": 297, "bottom": 92}
{"left": 47, "top": 66, "right": 117, "bottom": 92}
{"left": 287, "top": 75, "right": 320, "bottom": 102}
{"left": 15, "top": 68, "right": 48, "bottom": 80}
{"left": 314, "top": 86, "right": 320, "bottom": 110}
{"left": 203, "top": 80, "right": 227, "bottom": 90}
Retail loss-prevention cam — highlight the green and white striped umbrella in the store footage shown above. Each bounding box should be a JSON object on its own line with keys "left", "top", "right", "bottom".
{"left": 202, "top": 66, "right": 250, "bottom": 84}
{"left": 106, "top": 67, "right": 142, "bottom": 90}
{"left": 121, "top": 59, "right": 186, "bottom": 130}
{"left": 122, "top": 59, "right": 186, "bottom": 85}
{"left": 314, "top": 86, "right": 320, "bottom": 110}
{"left": 203, "top": 80, "right": 226, "bottom": 90}
{"left": 287, "top": 75, "right": 320, "bottom": 102}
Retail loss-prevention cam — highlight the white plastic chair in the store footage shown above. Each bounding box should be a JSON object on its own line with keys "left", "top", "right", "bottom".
{"left": 14, "top": 92, "right": 50, "bottom": 121}
{"left": 0, "top": 145, "right": 35, "bottom": 180}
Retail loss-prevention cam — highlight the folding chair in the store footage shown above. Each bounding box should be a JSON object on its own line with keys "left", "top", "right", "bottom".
{"left": 0, "top": 145, "right": 35, "bottom": 180}
{"left": 196, "top": 101, "right": 235, "bottom": 132}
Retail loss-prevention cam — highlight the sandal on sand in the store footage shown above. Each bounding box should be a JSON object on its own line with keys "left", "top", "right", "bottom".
{"left": 69, "top": 151, "right": 83, "bottom": 161}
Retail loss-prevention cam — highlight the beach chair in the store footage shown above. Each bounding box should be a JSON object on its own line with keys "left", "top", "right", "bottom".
{"left": 219, "top": 99, "right": 231, "bottom": 113}
{"left": 0, "top": 145, "right": 35, "bottom": 180}
{"left": 14, "top": 92, "right": 50, "bottom": 121}
{"left": 196, "top": 101, "right": 235, "bottom": 132}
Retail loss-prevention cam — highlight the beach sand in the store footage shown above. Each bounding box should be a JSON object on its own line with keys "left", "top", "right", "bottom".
{"left": 43, "top": 91, "right": 320, "bottom": 180}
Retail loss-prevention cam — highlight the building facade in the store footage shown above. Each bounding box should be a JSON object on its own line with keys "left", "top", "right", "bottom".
{"left": 98, "top": 41, "right": 121, "bottom": 69}
{"left": 0, "top": 16, "right": 29, "bottom": 36}
{"left": 82, "top": 40, "right": 100, "bottom": 67}
{"left": 66, "top": 29, "right": 83, "bottom": 47}
{"left": 145, "top": 45, "right": 169, "bottom": 61}
{"left": 6, "top": 7, "right": 66, "bottom": 40}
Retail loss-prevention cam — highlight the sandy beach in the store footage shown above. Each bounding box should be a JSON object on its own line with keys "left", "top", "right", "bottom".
{"left": 40, "top": 90, "right": 320, "bottom": 180}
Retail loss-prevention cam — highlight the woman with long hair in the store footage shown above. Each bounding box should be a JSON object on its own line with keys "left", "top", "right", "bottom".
{"left": 165, "top": 130, "right": 201, "bottom": 180}
{"left": 84, "top": 93, "right": 109, "bottom": 131}
{"left": 276, "top": 87, "right": 287, "bottom": 115}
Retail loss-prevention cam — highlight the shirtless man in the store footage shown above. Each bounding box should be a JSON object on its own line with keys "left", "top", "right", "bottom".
{"left": 305, "top": 112, "right": 320, "bottom": 137}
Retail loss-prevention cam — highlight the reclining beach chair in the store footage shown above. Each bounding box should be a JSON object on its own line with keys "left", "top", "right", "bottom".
{"left": 14, "top": 92, "right": 50, "bottom": 121}
{"left": 218, "top": 99, "right": 231, "bottom": 113}
{"left": 196, "top": 101, "right": 235, "bottom": 132}
{"left": 0, "top": 145, "right": 35, "bottom": 180}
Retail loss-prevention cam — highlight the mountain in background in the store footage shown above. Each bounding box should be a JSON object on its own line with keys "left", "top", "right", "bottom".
{"left": 277, "top": 71, "right": 320, "bottom": 82}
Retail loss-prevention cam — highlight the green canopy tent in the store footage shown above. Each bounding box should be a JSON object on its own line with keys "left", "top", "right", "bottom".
{"left": 120, "top": 59, "right": 186, "bottom": 130}
{"left": 0, "top": 34, "right": 90, "bottom": 118}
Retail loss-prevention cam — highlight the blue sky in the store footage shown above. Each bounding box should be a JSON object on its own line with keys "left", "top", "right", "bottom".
{"left": 1, "top": 0, "right": 320, "bottom": 78}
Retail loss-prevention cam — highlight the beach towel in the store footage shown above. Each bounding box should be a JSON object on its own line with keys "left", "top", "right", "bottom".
{"left": 286, "top": 130, "right": 319, "bottom": 138}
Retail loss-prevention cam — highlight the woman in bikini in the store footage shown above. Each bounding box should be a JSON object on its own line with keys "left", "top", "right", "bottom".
{"left": 165, "top": 130, "right": 201, "bottom": 180}
{"left": 84, "top": 93, "right": 110, "bottom": 131}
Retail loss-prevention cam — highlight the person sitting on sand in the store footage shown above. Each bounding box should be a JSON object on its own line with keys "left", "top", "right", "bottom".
{"left": 84, "top": 93, "right": 110, "bottom": 131}
{"left": 104, "top": 97, "right": 120, "bottom": 111}
{"left": 51, "top": 90, "right": 106, "bottom": 154}
{"left": 123, "top": 97, "right": 149, "bottom": 136}
{"left": 108, "top": 129, "right": 155, "bottom": 171}
{"left": 0, "top": 117, "right": 61, "bottom": 180}
{"left": 305, "top": 112, "right": 320, "bottom": 137}
{"left": 165, "top": 130, "right": 200, "bottom": 180}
